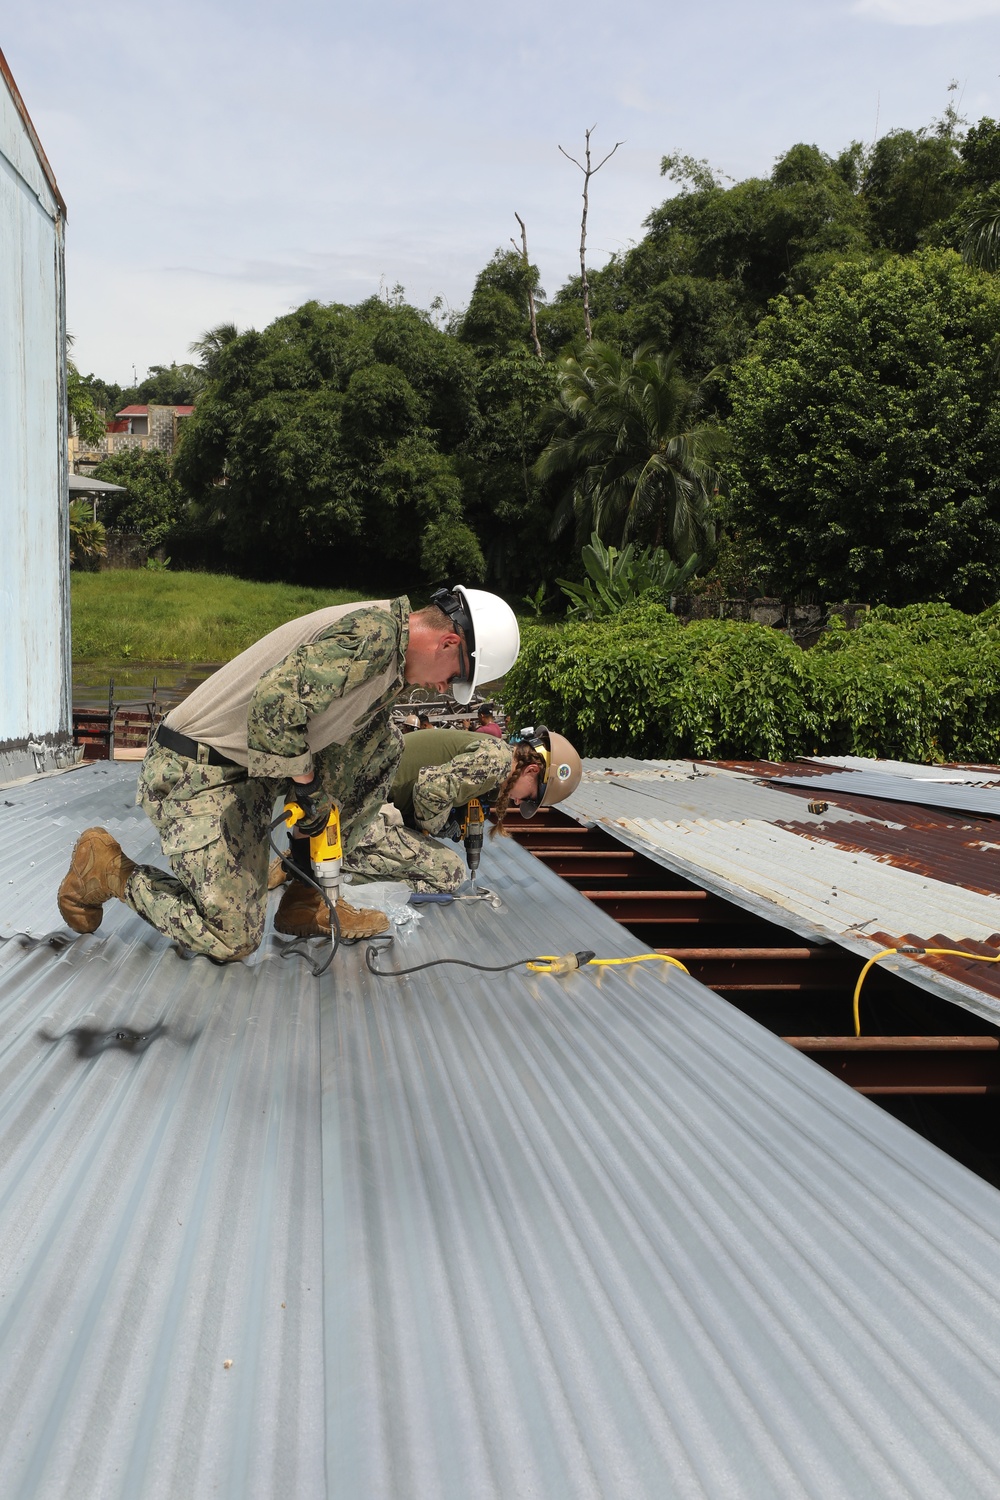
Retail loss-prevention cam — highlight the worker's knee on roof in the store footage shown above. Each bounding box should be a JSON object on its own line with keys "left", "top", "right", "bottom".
{"left": 412, "top": 846, "right": 466, "bottom": 893}
{"left": 191, "top": 889, "right": 267, "bottom": 961}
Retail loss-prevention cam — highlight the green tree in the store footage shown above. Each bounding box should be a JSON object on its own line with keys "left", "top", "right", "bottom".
{"left": 174, "top": 298, "right": 484, "bottom": 590}
{"left": 67, "top": 360, "right": 106, "bottom": 446}
{"left": 458, "top": 346, "right": 558, "bottom": 592}
{"left": 954, "top": 122, "right": 1000, "bottom": 270}
{"left": 135, "top": 362, "right": 204, "bottom": 406}
{"left": 453, "top": 249, "right": 561, "bottom": 593}
{"left": 861, "top": 128, "right": 964, "bottom": 252}
{"left": 90, "top": 447, "right": 186, "bottom": 547}
{"left": 458, "top": 249, "right": 542, "bottom": 357}
{"left": 536, "top": 341, "right": 724, "bottom": 562}
{"left": 725, "top": 248, "right": 1000, "bottom": 608}
{"left": 190, "top": 323, "right": 242, "bottom": 380}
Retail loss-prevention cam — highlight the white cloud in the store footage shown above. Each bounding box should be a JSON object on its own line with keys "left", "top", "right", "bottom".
{"left": 852, "top": 0, "right": 1000, "bottom": 24}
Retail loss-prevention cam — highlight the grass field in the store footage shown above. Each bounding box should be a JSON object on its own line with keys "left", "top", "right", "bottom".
{"left": 71, "top": 570, "right": 368, "bottom": 663}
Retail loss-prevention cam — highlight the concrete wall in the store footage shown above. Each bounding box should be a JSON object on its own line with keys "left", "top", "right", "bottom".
{"left": 0, "top": 54, "right": 72, "bottom": 782}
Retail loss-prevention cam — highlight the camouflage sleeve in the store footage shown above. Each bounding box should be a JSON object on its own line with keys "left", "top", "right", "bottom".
{"left": 411, "top": 739, "right": 513, "bottom": 835}
{"left": 246, "top": 606, "right": 404, "bottom": 779}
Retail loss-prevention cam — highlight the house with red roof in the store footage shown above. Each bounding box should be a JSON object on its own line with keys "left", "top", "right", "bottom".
{"left": 112, "top": 403, "right": 194, "bottom": 449}
{"left": 70, "top": 402, "right": 195, "bottom": 469}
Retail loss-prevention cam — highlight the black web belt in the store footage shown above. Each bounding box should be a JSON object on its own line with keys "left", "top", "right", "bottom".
{"left": 154, "top": 723, "right": 241, "bottom": 769}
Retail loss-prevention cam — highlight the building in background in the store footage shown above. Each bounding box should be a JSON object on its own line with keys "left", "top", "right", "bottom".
{"left": 0, "top": 49, "right": 73, "bottom": 782}
{"left": 69, "top": 402, "right": 194, "bottom": 472}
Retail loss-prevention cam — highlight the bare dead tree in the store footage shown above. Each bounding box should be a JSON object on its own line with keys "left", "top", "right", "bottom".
{"left": 558, "top": 125, "right": 623, "bottom": 342}
{"left": 511, "top": 213, "right": 543, "bottom": 360}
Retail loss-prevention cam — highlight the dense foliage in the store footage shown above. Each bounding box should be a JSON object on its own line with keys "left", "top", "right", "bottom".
{"left": 725, "top": 250, "right": 1000, "bottom": 608}
{"left": 505, "top": 602, "right": 1000, "bottom": 763}
{"left": 91, "top": 448, "right": 187, "bottom": 548}
{"left": 453, "top": 250, "right": 559, "bottom": 593}
{"left": 535, "top": 342, "right": 723, "bottom": 560}
{"left": 174, "top": 298, "right": 485, "bottom": 592}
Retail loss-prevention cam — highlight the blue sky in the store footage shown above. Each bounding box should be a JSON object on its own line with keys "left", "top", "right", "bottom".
{"left": 5, "top": 0, "right": 1000, "bottom": 382}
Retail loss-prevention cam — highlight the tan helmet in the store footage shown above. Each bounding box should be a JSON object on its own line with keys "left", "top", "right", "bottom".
{"left": 517, "top": 726, "right": 583, "bottom": 818}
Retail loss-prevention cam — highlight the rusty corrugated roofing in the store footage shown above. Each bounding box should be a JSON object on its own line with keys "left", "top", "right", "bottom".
{"left": 562, "top": 759, "right": 1000, "bottom": 1023}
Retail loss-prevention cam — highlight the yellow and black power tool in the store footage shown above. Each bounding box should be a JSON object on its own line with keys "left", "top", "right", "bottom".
{"left": 459, "top": 797, "right": 486, "bottom": 886}
{"left": 284, "top": 794, "right": 343, "bottom": 913}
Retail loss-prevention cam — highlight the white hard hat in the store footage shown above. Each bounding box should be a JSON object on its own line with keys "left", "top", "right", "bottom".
{"left": 432, "top": 586, "right": 521, "bottom": 705}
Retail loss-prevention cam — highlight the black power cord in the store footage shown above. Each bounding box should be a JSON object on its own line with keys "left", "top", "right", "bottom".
{"left": 267, "top": 811, "right": 342, "bottom": 977}
{"left": 364, "top": 944, "right": 598, "bottom": 979}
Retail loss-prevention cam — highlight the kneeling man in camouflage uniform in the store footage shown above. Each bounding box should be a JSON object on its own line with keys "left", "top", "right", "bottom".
{"left": 56, "top": 589, "right": 520, "bottom": 961}
{"left": 337, "top": 724, "right": 582, "bottom": 893}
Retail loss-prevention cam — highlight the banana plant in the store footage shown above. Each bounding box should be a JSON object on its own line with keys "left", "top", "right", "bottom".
{"left": 557, "top": 532, "right": 699, "bottom": 619}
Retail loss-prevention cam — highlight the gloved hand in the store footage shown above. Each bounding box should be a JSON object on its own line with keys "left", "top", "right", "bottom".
{"left": 286, "top": 773, "right": 331, "bottom": 838}
{"left": 380, "top": 802, "right": 404, "bottom": 830}
{"left": 441, "top": 813, "right": 463, "bottom": 842}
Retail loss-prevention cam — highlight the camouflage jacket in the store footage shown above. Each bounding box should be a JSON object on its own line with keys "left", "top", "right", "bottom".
{"left": 245, "top": 599, "right": 409, "bottom": 778}
{"left": 391, "top": 728, "right": 513, "bottom": 835}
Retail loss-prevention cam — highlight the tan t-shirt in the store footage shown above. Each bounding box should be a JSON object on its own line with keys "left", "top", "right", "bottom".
{"left": 164, "top": 599, "right": 404, "bottom": 775}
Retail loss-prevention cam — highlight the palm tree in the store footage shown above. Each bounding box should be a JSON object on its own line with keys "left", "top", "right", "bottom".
{"left": 189, "top": 322, "right": 241, "bottom": 380}
{"left": 535, "top": 341, "right": 725, "bottom": 563}
{"left": 962, "top": 203, "right": 1000, "bottom": 272}
{"left": 68, "top": 500, "right": 107, "bottom": 568}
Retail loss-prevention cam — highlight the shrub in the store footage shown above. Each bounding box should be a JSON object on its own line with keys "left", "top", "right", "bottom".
{"left": 504, "top": 601, "right": 1000, "bottom": 762}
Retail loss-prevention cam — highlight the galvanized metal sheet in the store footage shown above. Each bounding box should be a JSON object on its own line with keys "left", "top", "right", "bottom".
{"left": 565, "top": 762, "right": 1000, "bottom": 1024}
{"left": 579, "top": 762, "right": 869, "bottom": 828}
{"left": 5, "top": 766, "right": 1000, "bottom": 1496}
{"left": 775, "top": 771, "right": 1000, "bottom": 820}
{"left": 805, "top": 756, "right": 1000, "bottom": 785}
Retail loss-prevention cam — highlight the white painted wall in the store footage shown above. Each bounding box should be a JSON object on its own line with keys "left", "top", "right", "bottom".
{"left": 0, "top": 59, "right": 70, "bottom": 779}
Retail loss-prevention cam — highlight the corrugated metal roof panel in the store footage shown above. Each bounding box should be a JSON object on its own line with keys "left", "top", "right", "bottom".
{"left": 564, "top": 762, "right": 1000, "bottom": 1023}
{"left": 5, "top": 766, "right": 1000, "bottom": 1495}
{"left": 773, "top": 808, "right": 1000, "bottom": 900}
{"left": 631, "top": 813, "right": 1000, "bottom": 942}
{"left": 577, "top": 762, "right": 869, "bottom": 828}
{"left": 775, "top": 770, "right": 1000, "bottom": 820}
{"left": 804, "top": 756, "right": 1000, "bottom": 785}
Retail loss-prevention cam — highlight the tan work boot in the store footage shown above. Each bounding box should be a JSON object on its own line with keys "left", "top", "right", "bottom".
{"left": 57, "top": 827, "right": 137, "bottom": 934}
{"left": 267, "top": 856, "right": 288, "bottom": 890}
{"left": 274, "top": 881, "right": 389, "bottom": 939}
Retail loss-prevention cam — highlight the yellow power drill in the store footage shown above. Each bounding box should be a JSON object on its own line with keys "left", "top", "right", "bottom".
{"left": 284, "top": 795, "right": 343, "bottom": 917}
{"left": 459, "top": 798, "right": 485, "bottom": 886}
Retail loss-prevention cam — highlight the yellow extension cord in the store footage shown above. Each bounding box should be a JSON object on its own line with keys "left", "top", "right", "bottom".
{"left": 527, "top": 952, "right": 691, "bottom": 977}
{"left": 517, "top": 944, "right": 998, "bottom": 1037}
{"left": 853, "top": 945, "right": 1000, "bottom": 1036}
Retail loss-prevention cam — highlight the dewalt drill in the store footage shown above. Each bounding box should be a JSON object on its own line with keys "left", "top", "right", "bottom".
{"left": 284, "top": 791, "right": 343, "bottom": 919}
{"left": 458, "top": 798, "right": 486, "bottom": 886}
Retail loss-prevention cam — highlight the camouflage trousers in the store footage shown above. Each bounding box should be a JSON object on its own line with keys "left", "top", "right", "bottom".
{"left": 124, "top": 714, "right": 402, "bottom": 960}
{"left": 344, "top": 807, "right": 466, "bottom": 894}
